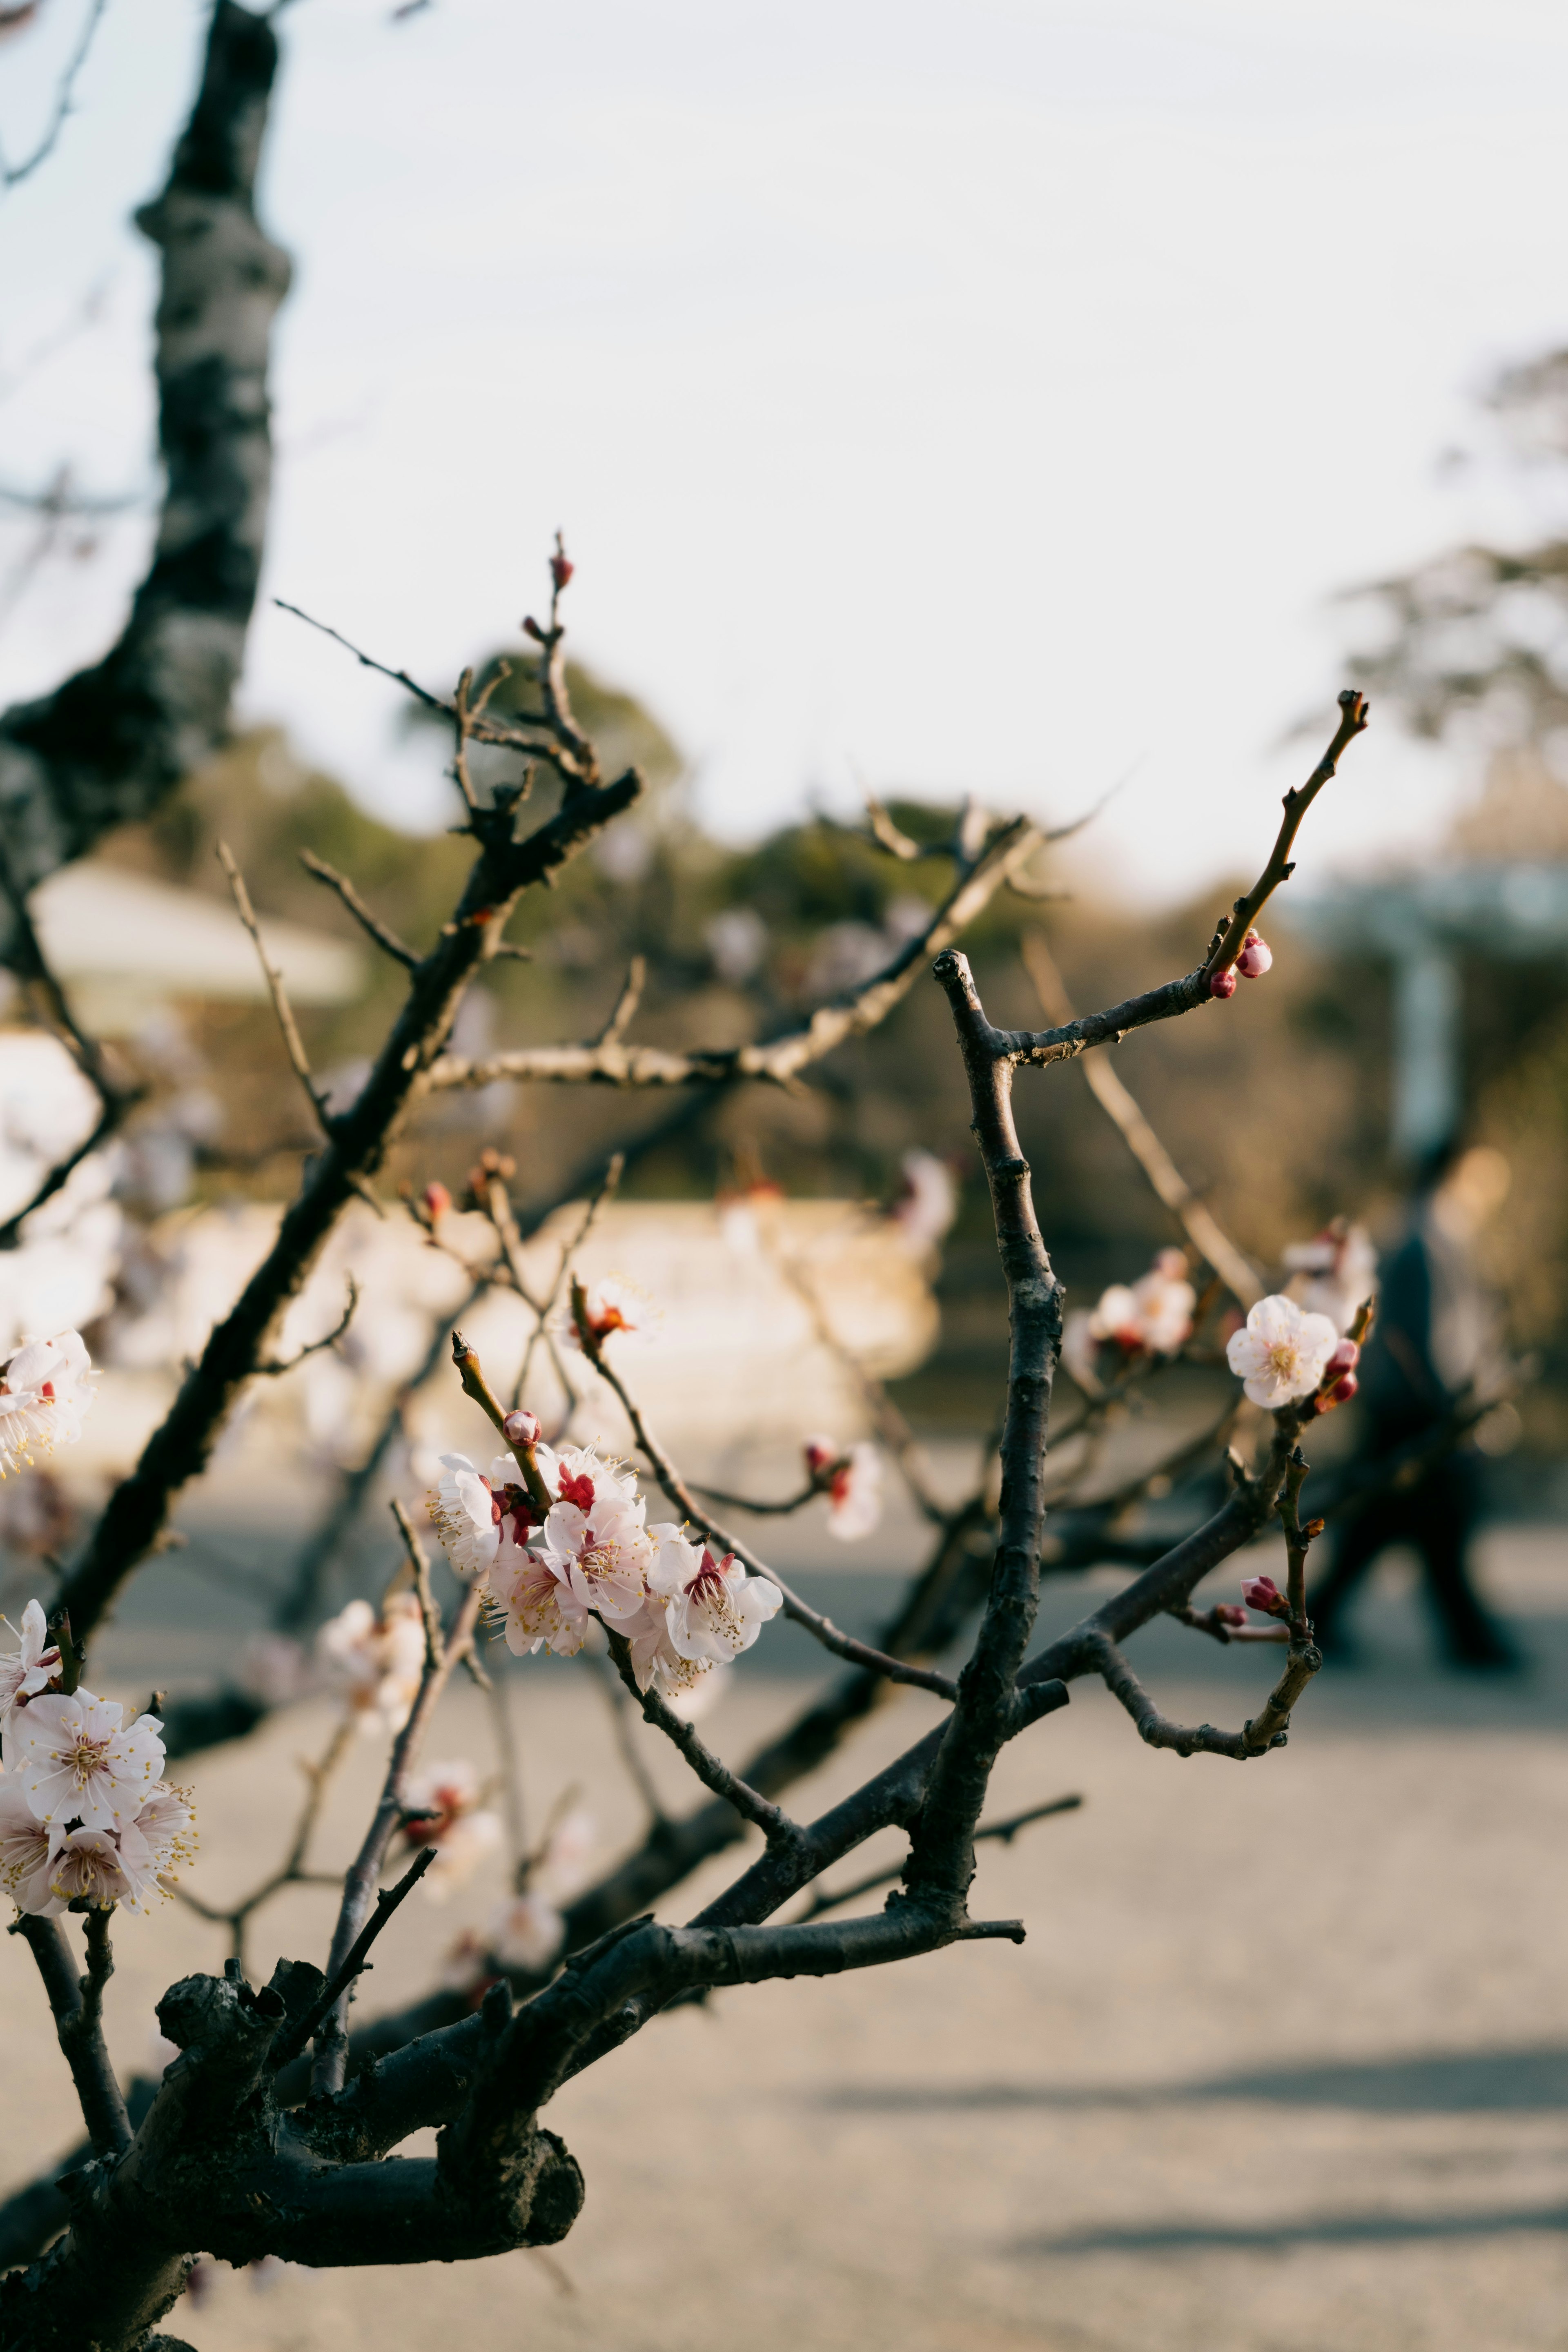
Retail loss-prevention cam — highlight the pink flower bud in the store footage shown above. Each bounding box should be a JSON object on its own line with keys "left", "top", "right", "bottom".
{"left": 1241, "top": 1574, "right": 1288, "bottom": 1617}
{"left": 522, "top": 615, "right": 545, "bottom": 642}
{"left": 1329, "top": 1371, "right": 1358, "bottom": 1403}
{"left": 503, "top": 1408, "right": 542, "bottom": 1449}
{"left": 550, "top": 550, "right": 575, "bottom": 591}
{"left": 1236, "top": 931, "right": 1273, "bottom": 979}
{"left": 423, "top": 1181, "right": 452, "bottom": 1222}
{"left": 1324, "top": 1338, "right": 1360, "bottom": 1379}
{"left": 1209, "top": 968, "right": 1237, "bottom": 999}
{"left": 804, "top": 1436, "right": 838, "bottom": 1476}
{"left": 1214, "top": 1603, "right": 1247, "bottom": 1628}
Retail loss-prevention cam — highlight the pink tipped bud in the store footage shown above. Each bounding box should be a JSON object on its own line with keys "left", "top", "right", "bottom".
{"left": 1324, "top": 1338, "right": 1360, "bottom": 1379}
{"left": 1214, "top": 1603, "right": 1247, "bottom": 1628}
{"left": 804, "top": 1435, "right": 837, "bottom": 1476}
{"left": 423, "top": 1181, "right": 452, "bottom": 1222}
{"left": 1241, "top": 1574, "right": 1289, "bottom": 1618}
{"left": 1236, "top": 931, "right": 1273, "bottom": 979}
{"left": 1209, "top": 967, "right": 1237, "bottom": 999}
{"left": 550, "top": 550, "right": 575, "bottom": 592}
{"left": 503, "top": 1408, "right": 542, "bottom": 1449}
{"left": 522, "top": 615, "right": 545, "bottom": 642}
{"left": 1329, "top": 1371, "right": 1358, "bottom": 1403}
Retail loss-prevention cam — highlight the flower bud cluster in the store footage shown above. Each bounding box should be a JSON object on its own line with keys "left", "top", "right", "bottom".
{"left": 0, "top": 1601, "right": 195, "bottom": 1918}
{"left": 427, "top": 1443, "right": 782, "bottom": 1704}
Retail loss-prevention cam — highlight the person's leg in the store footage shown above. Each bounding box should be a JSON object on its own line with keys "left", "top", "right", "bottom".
{"left": 1412, "top": 1460, "right": 1519, "bottom": 1668}
{"left": 1309, "top": 1490, "right": 1401, "bottom": 1653}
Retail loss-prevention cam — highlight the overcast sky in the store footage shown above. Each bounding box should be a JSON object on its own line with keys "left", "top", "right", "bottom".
{"left": 5, "top": 0, "right": 1568, "bottom": 903}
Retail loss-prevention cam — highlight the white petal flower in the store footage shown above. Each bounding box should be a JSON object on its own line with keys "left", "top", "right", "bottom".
{"left": 1085, "top": 1252, "right": 1195, "bottom": 1360}
{"left": 117, "top": 1782, "right": 198, "bottom": 1911}
{"left": 489, "top": 1534, "right": 595, "bottom": 1659}
{"left": 562, "top": 1274, "right": 658, "bottom": 1354}
{"left": 316, "top": 1594, "right": 426, "bottom": 1736}
{"left": 48, "top": 1827, "right": 131, "bottom": 1910}
{"left": 1226, "top": 1293, "right": 1339, "bottom": 1408}
{"left": 0, "top": 1599, "right": 61, "bottom": 1727}
{"left": 11, "top": 1690, "right": 165, "bottom": 1832}
{"left": 0, "top": 1331, "right": 93, "bottom": 1479}
{"left": 804, "top": 1437, "right": 884, "bottom": 1541}
{"left": 400, "top": 1757, "right": 503, "bottom": 1899}
{"left": 647, "top": 1526, "right": 782, "bottom": 1668}
{"left": 489, "top": 1890, "right": 565, "bottom": 1972}
{"left": 889, "top": 1149, "right": 958, "bottom": 1254}
{"left": 1284, "top": 1221, "right": 1378, "bottom": 1336}
{"left": 0, "top": 1776, "right": 62, "bottom": 1915}
{"left": 427, "top": 1453, "right": 501, "bottom": 1576}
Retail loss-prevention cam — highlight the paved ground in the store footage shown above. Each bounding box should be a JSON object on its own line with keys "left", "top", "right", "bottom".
{"left": 6, "top": 1528, "right": 1568, "bottom": 2351}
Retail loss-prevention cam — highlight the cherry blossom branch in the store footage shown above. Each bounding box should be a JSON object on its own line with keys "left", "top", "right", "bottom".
{"left": 53, "top": 700, "right": 641, "bottom": 1651}
{"left": 1086, "top": 1628, "right": 1319, "bottom": 1758}
{"left": 391, "top": 1499, "right": 442, "bottom": 1668}
{"left": 1019, "top": 929, "right": 1263, "bottom": 1306}
{"left": 573, "top": 1326, "right": 959, "bottom": 1700}
{"left": 425, "top": 815, "right": 1045, "bottom": 1094}
{"left": 298, "top": 848, "right": 419, "bottom": 969}
{"left": 12, "top": 1911, "right": 132, "bottom": 2161}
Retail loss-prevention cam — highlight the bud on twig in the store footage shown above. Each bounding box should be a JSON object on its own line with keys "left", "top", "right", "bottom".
{"left": 503, "top": 1409, "right": 541, "bottom": 1449}
{"left": 1241, "top": 1574, "right": 1290, "bottom": 1619}
{"left": 1209, "top": 968, "right": 1237, "bottom": 1000}
{"left": 1236, "top": 930, "right": 1273, "bottom": 979}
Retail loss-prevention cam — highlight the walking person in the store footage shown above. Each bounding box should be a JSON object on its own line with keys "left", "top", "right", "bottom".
{"left": 1310, "top": 1144, "right": 1518, "bottom": 1669}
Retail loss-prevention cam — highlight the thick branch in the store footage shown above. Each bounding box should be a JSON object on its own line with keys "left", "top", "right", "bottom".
{"left": 0, "top": 3, "right": 291, "bottom": 945}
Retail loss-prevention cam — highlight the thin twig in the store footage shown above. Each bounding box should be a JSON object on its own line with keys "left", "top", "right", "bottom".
{"left": 272, "top": 1847, "right": 437, "bottom": 2072}
{"left": 791, "top": 1794, "right": 1082, "bottom": 1923}
{"left": 256, "top": 1277, "right": 359, "bottom": 1376}
{"left": 604, "top": 1630, "right": 801, "bottom": 1849}
{"left": 1020, "top": 930, "right": 1262, "bottom": 1307}
{"left": 300, "top": 849, "right": 418, "bottom": 968}
{"left": 0, "top": 0, "right": 110, "bottom": 192}
{"left": 216, "top": 840, "right": 334, "bottom": 1134}
{"left": 391, "top": 1499, "right": 442, "bottom": 1670}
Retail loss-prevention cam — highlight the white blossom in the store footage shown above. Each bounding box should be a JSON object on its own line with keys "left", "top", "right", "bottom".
{"left": 804, "top": 1435, "right": 883, "bottom": 1541}
{"left": 563, "top": 1274, "right": 657, "bottom": 1353}
{"left": 11, "top": 1690, "right": 165, "bottom": 1832}
{"left": 316, "top": 1594, "right": 426, "bottom": 1736}
{"left": 1065, "top": 1250, "right": 1196, "bottom": 1381}
{"left": 118, "top": 1783, "right": 198, "bottom": 1911}
{"left": 1226, "top": 1293, "right": 1339, "bottom": 1408}
{"left": 488, "top": 1890, "right": 565, "bottom": 1972}
{"left": 0, "top": 1599, "right": 61, "bottom": 1728}
{"left": 490, "top": 1448, "right": 654, "bottom": 1659}
{"left": 889, "top": 1149, "right": 957, "bottom": 1254}
{"left": 0, "top": 1777, "right": 62, "bottom": 1915}
{"left": 1283, "top": 1221, "right": 1378, "bottom": 1336}
{"left": 0, "top": 1331, "right": 93, "bottom": 1479}
{"left": 427, "top": 1452, "right": 505, "bottom": 1576}
{"left": 47, "top": 1826, "right": 131, "bottom": 1910}
{"left": 646, "top": 1526, "right": 782, "bottom": 1671}
{"left": 400, "top": 1757, "right": 503, "bottom": 1900}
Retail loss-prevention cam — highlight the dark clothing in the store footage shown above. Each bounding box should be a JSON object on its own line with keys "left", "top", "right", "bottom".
{"left": 1309, "top": 1207, "right": 1513, "bottom": 1668}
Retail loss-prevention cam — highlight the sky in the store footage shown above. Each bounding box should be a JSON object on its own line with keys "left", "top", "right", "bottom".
{"left": 4, "top": 0, "right": 1568, "bottom": 904}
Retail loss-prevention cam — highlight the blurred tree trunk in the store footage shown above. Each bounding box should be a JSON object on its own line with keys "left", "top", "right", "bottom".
{"left": 0, "top": 0, "right": 289, "bottom": 960}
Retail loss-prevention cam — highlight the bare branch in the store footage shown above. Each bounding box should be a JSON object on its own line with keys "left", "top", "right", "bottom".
{"left": 271, "top": 1847, "right": 436, "bottom": 2075}
{"left": 216, "top": 840, "right": 334, "bottom": 1134}
{"left": 1020, "top": 929, "right": 1261, "bottom": 1305}
{"left": 596, "top": 954, "right": 645, "bottom": 1047}
{"left": 390, "top": 1499, "right": 442, "bottom": 1670}
{"left": 791, "top": 1793, "right": 1082, "bottom": 1924}
{"left": 605, "top": 1630, "right": 805, "bottom": 1850}
{"left": 299, "top": 849, "right": 418, "bottom": 968}
{"left": 255, "top": 1276, "right": 358, "bottom": 1377}
{"left": 12, "top": 1909, "right": 132, "bottom": 2160}
{"left": 0, "top": 0, "right": 109, "bottom": 192}
{"left": 425, "top": 816, "right": 1045, "bottom": 1094}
